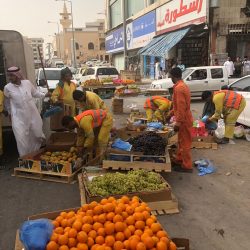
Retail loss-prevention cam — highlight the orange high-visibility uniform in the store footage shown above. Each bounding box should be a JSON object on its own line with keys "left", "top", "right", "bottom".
{"left": 144, "top": 96, "right": 172, "bottom": 122}
{"left": 74, "top": 109, "right": 113, "bottom": 149}
{"left": 173, "top": 80, "right": 193, "bottom": 170}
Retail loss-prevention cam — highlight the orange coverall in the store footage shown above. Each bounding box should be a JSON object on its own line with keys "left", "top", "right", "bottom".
{"left": 173, "top": 80, "right": 193, "bottom": 169}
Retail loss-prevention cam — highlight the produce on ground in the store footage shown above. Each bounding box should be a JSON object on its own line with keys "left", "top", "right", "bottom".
{"left": 87, "top": 170, "right": 167, "bottom": 196}
{"left": 128, "top": 133, "right": 167, "bottom": 156}
{"left": 40, "top": 147, "right": 77, "bottom": 164}
{"left": 47, "top": 196, "right": 177, "bottom": 250}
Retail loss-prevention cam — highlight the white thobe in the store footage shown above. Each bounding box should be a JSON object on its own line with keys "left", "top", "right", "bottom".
{"left": 4, "top": 80, "right": 45, "bottom": 157}
{"left": 224, "top": 61, "right": 235, "bottom": 76}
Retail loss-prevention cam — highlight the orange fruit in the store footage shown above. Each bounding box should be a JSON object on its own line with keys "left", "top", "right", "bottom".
{"left": 121, "top": 196, "right": 130, "bottom": 204}
{"left": 77, "top": 243, "right": 88, "bottom": 250}
{"left": 52, "top": 221, "right": 60, "bottom": 228}
{"left": 151, "top": 223, "right": 162, "bottom": 233}
{"left": 135, "top": 221, "right": 145, "bottom": 230}
{"left": 134, "top": 229, "right": 143, "bottom": 237}
{"left": 113, "top": 241, "right": 124, "bottom": 250}
{"left": 82, "top": 204, "right": 89, "bottom": 212}
{"left": 59, "top": 246, "right": 69, "bottom": 250}
{"left": 115, "top": 222, "right": 126, "bottom": 232}
{"left": 115, "top": 207, "right": 123, "bottom": 214}
{"left": 113, "top": 215, "right": 123, "bottom": 223}
{"left": 152, "top": 236, "right": 159, "bottom": 244}
{"left": 118, "top": 203, "right": 126, "bottom": 211}
{"left": 104, "top": 247, "right": 112, "bottom": 250}
{"left": 136, "top": 242, "right": 146, "bottom": 250}
{"left": 146, "top": 218, "right": 154, "bottom": 227}
{"left": 50, "top": 233, "right": 59, "bottom": 242}
{"left": 122, "top": 211, "right": 128, "bottom": 219}
{"left": 126, "top": 206, "right": 134, "bottom": 215}
{"left": 77, "top": 231, "right": 88, "bottom": 243}
{"left": 93, "top": 215, "right": 99, "bottom": 223}
{"left": 67, "top": 218, "right": 76, "bottom": 227}
{"left": 115, "top": 232, "right": 125, "bottom": 241}
{"left": 160, "top": 237, "right": 170, "bottom": 244}
{"left": 100, "top": 198, "right": 108, "bottom": 205}
{"left": 56, "top": 216, "right": 64, "bottom": 223}
{"left": 104, "top": 222, "right": 115, "bottom": 235}
{"left": 58, "top": 234, "right": 68, "bottom": 246}
{"left": 126, "top": 216, "right": 135, "bottom": 225}
{"left": 60, "top": 212, "right": 67, "bottom": 218}
{"left": 124, "top": 239, "right": 130, "bottom": 249}
{"left": 87, "top": 237, "right": 95, "bottom": 247}
{"left": 157, "top": 231, "right": 167, "bottom": 238}
{"left": 133, "top": 213, "right": 144, "bottom": 221}
{"left": 94, "top": 205, "right": 103, "bottom": 215}
{"left": 144, "top": 229, "right": 153, "bottom": 237}
{"left": 124, "top": 228, "right": 131, "bottom": 239}
{"left": 68, "top": 238, "right": 77, "bottom": 248}
{"left": 89, "top": 201, "right": 98, "bottom": 209}
{"left": 134, "top": 206, "right": 143, "bottom": 213}
{"left": 106, "top": 212, "right": 115, "bottom": 221}
{"left": 142, "top": 211, "right": 150, "bottom": 220}
{"left": 64, "top": 227, "right": 71, "bottom": 233}
{"left": 143, "top": 237, "right": 155, "bottom": 249}
{"left": 96, "top": 246, "right": 105, "bottom": 250}
{"left": 128, "top": 225, "right": 135, "bottom": 234}
{"left": 129, "top": 238, "right": 139, "bottom": 250}
{"left": 88, "top": 230, "right": 97, "bottom": 239}
{"left": 108, "top": 197, "right": 115, "bottom": 203}
{"left": 169, "top": 241, "right": 177, "bottom": 250}
{"left": 97, "top": 227, "right": 106, "bottom": 237}
{"left": 103, "top": 203, "right": 115, "bottom": 213}
{"left": 55, "top": 227, "right": 64, "bottom": 235}
{"left": 66, "top": 211, "right": 75, "bottom": 219}
{"left": 72, "top": 220, "right": 82, "bottom": 231}
{"left": 82, "top": 224, "right": 92, "bottom": 233}
{"left": 150, "top": 215, "right": 157, "bottom": 222}
{"left": 82, "top": 216, "right": 94, "bottom": 225}
{"left": 68, "top": 228, "right": 77, "bottom": 238}
{"left": 86, "top": 210, "right": 94, "bottom": 217}
{"left": 95, "top": 235, "right": 105, "bottom": 245}
{"left": 98, "top": 214, "right": 106, "bottom": 224}
{"left": 93, "top": 222, "right": 103, "bottom": 231}
{"left": 156, "top": 241, "right": 167, "bottom": 250}
{"left": 46, "top": 241, "right": 59, "bottom": 250}
{"left": 105, "top": 235, "right": 115, "bottom": 247}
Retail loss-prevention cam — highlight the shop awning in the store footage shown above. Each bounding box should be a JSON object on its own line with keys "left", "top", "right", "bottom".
{"left": 138, "top": 27, "right": 190, "bottom": 58}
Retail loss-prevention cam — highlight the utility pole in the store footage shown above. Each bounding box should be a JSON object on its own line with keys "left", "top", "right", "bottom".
{"left": 122, "top": 0, "right": 127, "bottom": 70}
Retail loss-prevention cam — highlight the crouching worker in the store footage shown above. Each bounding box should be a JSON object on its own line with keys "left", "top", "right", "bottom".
{"left": 201, "top": 90, "right": 246, "bottom": 144}
{"left": 144, "top": 96, "right": 172, "bottom": 123}
{"left": 61, "top": 109, "right": 113, "bottom": 160}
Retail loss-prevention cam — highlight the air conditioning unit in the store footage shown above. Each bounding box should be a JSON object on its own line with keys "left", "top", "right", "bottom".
{"left": 210, "top": 0, "right": 220, "bottom": 8}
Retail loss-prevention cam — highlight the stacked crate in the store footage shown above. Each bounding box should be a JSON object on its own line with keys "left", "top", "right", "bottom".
{"left": 112, "top": 98, "right": 123, "bottom": 114}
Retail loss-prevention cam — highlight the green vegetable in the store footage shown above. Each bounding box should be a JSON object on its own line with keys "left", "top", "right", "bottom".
{"left": 86, "top": 170, "right": 167, "bottom": 196}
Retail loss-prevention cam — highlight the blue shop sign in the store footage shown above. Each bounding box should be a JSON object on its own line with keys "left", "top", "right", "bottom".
{"left": 105, "top": 27, "right": 124, "bottom": 53}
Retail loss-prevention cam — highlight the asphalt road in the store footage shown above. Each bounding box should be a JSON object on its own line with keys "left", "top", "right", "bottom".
{"left": 0, "top": 97, "right": 249, "bottom": 250}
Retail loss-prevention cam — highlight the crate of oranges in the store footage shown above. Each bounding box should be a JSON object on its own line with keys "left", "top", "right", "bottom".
{"left": 17, "top": 196, "right": 179, "bottom": 250}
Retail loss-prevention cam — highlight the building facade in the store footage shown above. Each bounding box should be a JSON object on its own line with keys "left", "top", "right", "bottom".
{"left": 25, "top": 37, "right": 44, "bottom": 69}
{"left": 53, "top": 3, "right": 109, "bottom": 66}
{"left": 105, "top": 0, "right": 250, "bottom": 77}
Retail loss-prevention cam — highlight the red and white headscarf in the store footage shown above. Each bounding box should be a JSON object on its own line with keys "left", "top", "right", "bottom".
{"left": 7, "top": 66, "right": 24, "bottom": 80}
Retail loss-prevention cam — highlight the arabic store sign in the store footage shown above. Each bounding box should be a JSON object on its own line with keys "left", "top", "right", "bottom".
{"left": 105, "top": 27, "right": 124, "bottom": 53}
{"left": 156, "top": 0, "right": 207, "bottom": 35}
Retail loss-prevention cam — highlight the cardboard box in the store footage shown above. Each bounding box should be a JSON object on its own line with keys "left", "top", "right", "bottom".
{"left": 82, "top": 172, "right": 172, "bottom": 204}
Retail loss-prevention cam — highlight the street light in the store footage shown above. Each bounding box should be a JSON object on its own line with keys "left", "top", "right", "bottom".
{"left": 48, "top": 21, "right": 61, "bottom": 58}
{"left": 55, "top": 0, "right": 77, "bottom": 68}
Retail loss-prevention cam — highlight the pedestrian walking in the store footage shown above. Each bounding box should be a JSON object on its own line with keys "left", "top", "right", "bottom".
{"left": 4, "top": 66, "right": 49, "bottom": 156}
{"left": 234, "top": 57, "right": 242, "bottom": 77}
{"left": 169, "top": 68, "right": 193, "bottom": 173}
{"left": 224, "top": 57, "right": 235, "bottom": 76}
{"left": 242, "top": 56, "right": 250, "bottom": 76}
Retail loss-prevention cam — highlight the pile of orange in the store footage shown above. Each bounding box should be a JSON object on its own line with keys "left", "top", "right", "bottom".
{"left": 46, "top": 196, "right": 176, "bottom": 250}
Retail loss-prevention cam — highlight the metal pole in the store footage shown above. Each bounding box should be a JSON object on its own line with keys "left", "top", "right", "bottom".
{"left": 70, "top": 0, "right": 77, "bottom": 68}
{"left": 122, "top": 0, "right": 127, "bottom": 70}
{"left": 57, "top": 23, "right": 61, "bottom": 59}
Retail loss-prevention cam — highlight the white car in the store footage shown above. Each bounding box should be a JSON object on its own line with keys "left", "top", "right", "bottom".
{"left": 80, "top": 66, "right": 119, "bottom": 84}
{"left": 150, "top": 66, "right": 238, "bottom": 97}
{"left": 74, "top": 68, "right": 87, "bottom": 84}
{"left": 228, "top": 75, "right": 250, "bottom": 127}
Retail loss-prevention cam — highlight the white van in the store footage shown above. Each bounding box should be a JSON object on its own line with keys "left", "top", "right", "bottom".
{"left": 150, "top": 66, "right": 239, "bottom": 97}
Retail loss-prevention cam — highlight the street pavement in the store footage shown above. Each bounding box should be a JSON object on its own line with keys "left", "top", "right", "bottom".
{"left": 0, "top": 97, "right": 249, "bottom": 250}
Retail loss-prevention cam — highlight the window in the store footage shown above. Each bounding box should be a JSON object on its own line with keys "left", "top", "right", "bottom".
{"left": 40, "top": 70, "right": 61, "bottom": 80}
{"left": 75, "top": 42, "right": 79, "bottom": 50}
{"left": 97, "top": 68, "right": 119, "bottom": 76}
{"left": 211, "top": 68, "right": 223, "bottom": 79}
{"left": 100, "top": 42, "right": 105, "bottom": 50}
{"left": 190, "top": 69, "right": 207, "bottom": 80}
{"left": 110, "top": 0, "right": 122, "bottom": 28}
{"left": 230, "top": 77, "right": 250, "bottom": 92}
{"left": 127, "top": 0, "right": 145, "bottom": 17}
{"left": 86, "top": 68, "right": 95, "bottom": 75}
{"left": 88, "top": 43, "right": 94, "bottom": 50}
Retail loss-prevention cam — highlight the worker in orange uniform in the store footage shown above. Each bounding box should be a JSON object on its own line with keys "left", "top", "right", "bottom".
{"left": 61, "top": 109, "right": 113, "bottom": 159}
{"left": 201, "top": 90, "right": 246, "bottom": 144}
{"left": 144, "top": 96, "right": 172, "bottom": 123}
{"left": 169, "top": 68, "right": 193, "bottom": 173}
{"left": 52, "top": 67, "right": 76, "bottom": 116}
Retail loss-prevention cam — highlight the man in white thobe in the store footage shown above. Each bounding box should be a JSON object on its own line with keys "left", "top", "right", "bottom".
{"left": 223, "top": 57, "right": 235, "bottom": 76}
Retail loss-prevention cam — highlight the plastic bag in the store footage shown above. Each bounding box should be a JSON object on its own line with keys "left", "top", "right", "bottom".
{"left": 234, "top": 125, "right": 245, "bottom": 138}
{"left": 111, "top": 138, "right": 132, "bottom": 151}
{"left": 20, "top": 219, "right": 53, "bottom": 250}
{"left": 215, "top": 119, "right": 225, "bottom": 139}
{"left": 195, "top": 159, "right": 216, "bottom": 176}
{"left": 147, "top": 122, "right": 163, "bottom": 130}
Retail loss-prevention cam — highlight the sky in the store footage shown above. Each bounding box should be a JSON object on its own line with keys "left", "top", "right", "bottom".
{"left": 0, "top": 0, "right": 105, "bottom": 43}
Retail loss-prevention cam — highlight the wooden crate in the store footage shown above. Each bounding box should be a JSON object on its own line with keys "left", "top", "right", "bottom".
{"left": 78, "top": 173, "right": 178, "bottom": 215}
{"left": 47, "top": 132, "right": 76, "bottom": 151}
{"left": 192, "top": 136, "right": 218, "bottom": 149}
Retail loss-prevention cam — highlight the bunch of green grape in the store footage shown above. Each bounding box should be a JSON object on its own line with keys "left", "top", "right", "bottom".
{"left": 87, "top": 170, "right": 167, "bottom": 196}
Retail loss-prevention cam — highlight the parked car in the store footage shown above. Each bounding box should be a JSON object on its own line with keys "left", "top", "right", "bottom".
{"left": 74, "top": 67, "right": 87, "bottom": 84}
{"left": 150, "top": 66, "right": 239, "bottom": 97}
{"left": 228, "top": 75, "right": 250, "bottom": 127}
{"left": 80, "top": 66, "right": 119, "bottom": 84}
